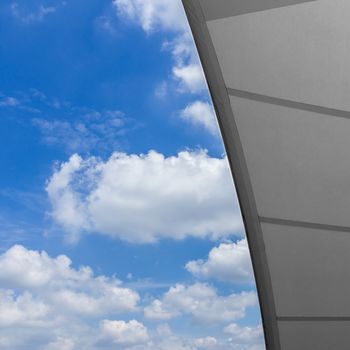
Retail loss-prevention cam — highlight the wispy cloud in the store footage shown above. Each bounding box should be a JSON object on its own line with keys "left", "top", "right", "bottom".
{"left": 0, "top": 92, "right": 41, "bottom": 113}
{"left": 113, "top": 0, "right": 212, "bottom": 142}
{"left": 0, "top": 96, "right": 20, "bottom": 107}
{"left": 0, "top": 188, "right": 47, "bottom": 214}
{"left": 113, "top": 0, "right": 206, "bottom": 95}
{"left": 0, "top": 216, "right": 42, "bottom": 253}
{"left": 0, "top": 89, "right": 134, "bottom": 154}
{"left": 113, "top": 0, "right": 187, "bottom": 33}
{"left": 32, "top": 109, "right": 129, "bottom": 154}
{"left": 10, "top": 3, "right": 56, "bottom": 24}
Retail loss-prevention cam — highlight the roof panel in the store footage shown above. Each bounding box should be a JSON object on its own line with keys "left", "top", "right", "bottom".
{"left": 200, "top": 0, "right": 316, "bottom": 21}
{"left": 231, "top": 95, "right": 350, "bottom": 227}
{"left": 279, "top": 321, "right": 350, "bottom": 350}
{"left": 262, "top": 222, "right": 350, "bottom": 316}
{"left": 207, "top": 0, "right": 350, "bottom": 111}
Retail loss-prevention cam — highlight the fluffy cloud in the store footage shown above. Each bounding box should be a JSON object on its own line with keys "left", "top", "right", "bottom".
{"left": 186, "top": 239, "right": 254, "bottom": 284}
{"left": 46, "top": 150, "right": 243, "bottom": 243}
{"left": 224, "top": 323, "right": 265, "bottom": 350}
{"left": 180, "top": 101, "right": 218, "bottom": 135}
{"left": 100, "top": 319, "right": 150, "bottom": 346}
{"left": 0, "top": 290, "right": 48, "bottom": 327}
{"left": 224, "top": 323, "right": 263, "bottom": 343}
{"left": 192, "top": 337, "right": 218, "bottom": 349}
{"left": 173, "top": 65, "right": 206, "bottom": 94}
{"left": 0, "top": 245, "right": 145, "bottom": 349}
{"left": 144, "top": 283, "right": 257, "bottom": 323}
{"left": 0, "top": 245, "right": 139, "bottom": 317}
{"left": 125, "top": 322, "right": 263, "bottom": 350}
{"left": 0, "top": 246, "right": 262, "bottom": 350}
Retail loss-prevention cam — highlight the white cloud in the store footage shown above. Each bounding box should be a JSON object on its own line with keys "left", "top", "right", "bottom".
{"left": 0, "top": 96, "right": 20, "bottom": 107}
{"left": 46, "top": 150, "right": 243, "bottom": 243}
{"left": 192, "top": 337, "right": 218, "bottom": 349}
{"left": 32, "top": 110, "right": 127, "bottom": 154}
{"left": 186, "top": 239, "right": 254, "bottom": 284}
{"left": 100, "top": 319, "right": 150, "bottom": 346}
{"left": 144, "top": 283, "right": 258, "bottom": 324}
{"left": 11, "top": 3, "right": 56, "bottom": 23}
{"left": 45, "top": 337, "right": 75, "bottom": 350}
{"left": 113, "top": 0, "right": 206, "bottom": 94}
{"left": 0, "top": 290, "right": 48, "bottom": 327}
{"left": 155, "top": 81, "right": 168, "bottom": 98}
{"left": 224, "top": 323, "right": 264, "bottom": 343}
{"left": 113, "top": 0, "right": 187, "bottom": 33}
{"left": 0, "top": 245, "right": 139, "bottom": 316}
{"left": 173, "top": 65, "right": 206, "bottom": 94}
{"left": 180, "top": 101, "right": 219, "bottom": 135}
{"left": 0, "top": 245, "right": 143, "bottom": 349}
{"left": 224, "top": 323, "right": 265, "bottom": 350}
{"left": 0, "top": 246, "right": 262, "bottom": 350}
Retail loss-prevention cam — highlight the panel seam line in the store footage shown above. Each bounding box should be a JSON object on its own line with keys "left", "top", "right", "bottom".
{"left": 259, "top": 216, "right": 350, "bottom": 233}
{"left": 277, "top": 316, "right": 350, "bottom": 321}
{"left": 227, "top": 88, "right": 350, "bottom": 120}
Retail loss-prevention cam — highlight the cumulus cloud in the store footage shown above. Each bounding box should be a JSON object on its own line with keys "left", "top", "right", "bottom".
{"left": 224, "top": 323, "right": 265, "bottom": 350}
{"left": 0, "top": 246, "right": 262, "bottom": 350}
{"left": 224, "top": 323, "right": 264, "bottom": 343}
{"left": 0, "top": 290, "right": 48, "bottom": 327}
{"left": 0, "top": 245, "right": 139, "bottom": 317}
{"left": 186, "top": 239, "right": 254, "bottom": 284}
{"left": 144, "top": 283, "right": 258, "bottom": 323}
{"left": 100, "top": 319, "right": 150, "bottom": 346}
{"left": 192, "top": 337, "right": 218, "bottom": 349}
{"left": 0, "top": 245, "right": 145, "bottom": 349}
{"left": 180, "top": 101, "right": 218, "bottom": 135}
{"left": 46, "top": 150, "right": 243, "bottom": 243}
{"left": 173, "top": 65, "right": 206, "bottom": 94}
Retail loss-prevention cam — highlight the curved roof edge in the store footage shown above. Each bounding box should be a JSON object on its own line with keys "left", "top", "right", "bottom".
{"left": 181, "top": 1, "right": 281, "bottom": 349}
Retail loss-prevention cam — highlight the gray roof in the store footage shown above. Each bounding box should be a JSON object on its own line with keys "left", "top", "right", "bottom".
{"left": 182, "top": 1, "right": 350, "bottom": 349}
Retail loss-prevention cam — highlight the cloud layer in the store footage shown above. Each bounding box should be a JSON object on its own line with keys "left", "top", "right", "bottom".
{"left": 0, "top": 245, "right": 142, "bottom": 349}
{"left": 0, "top": 245, "right": 140, "bottom": 317}
{"left": 0, "top": 245, "right": 263, "bottom": 350}
{"left": 46, "top": 150, "right": 243, "bottom": 243}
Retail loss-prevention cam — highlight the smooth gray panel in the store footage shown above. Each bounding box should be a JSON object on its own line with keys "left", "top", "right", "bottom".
{"left": 208, "top": 0, "right": 350, "bottom": 111}
{"left": 279, "top": 321, "right": 350, "bottom": 350}
{"left": 200, "top": 0, "right": 315, "bottom": 21}
{"left": 262, "top": 222, "right": 350, "bottom": 316}
{"left": 231, "top": 95, "right": 350, "bottom": 227}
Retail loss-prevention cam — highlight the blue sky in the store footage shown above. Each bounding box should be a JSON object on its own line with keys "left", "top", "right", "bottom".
{"left": 0, "top": 1, "right": 264, "bottom": 349}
